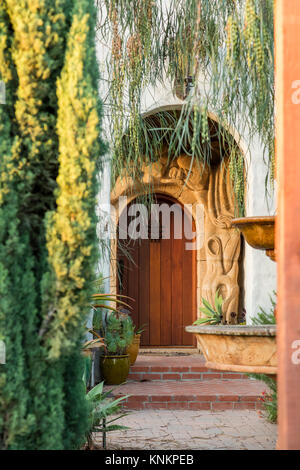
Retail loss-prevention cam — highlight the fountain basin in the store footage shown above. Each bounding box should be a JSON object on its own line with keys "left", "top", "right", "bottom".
{"left": 231, "top": 216, "right": 275, "bottom": 261}
{"left": 186, "top": 325, "right": 277, "bottom": 375}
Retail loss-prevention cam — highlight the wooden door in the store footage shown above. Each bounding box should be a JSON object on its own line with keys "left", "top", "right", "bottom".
{"left": 117, "top": 195, "right": 196, "bottom": 347}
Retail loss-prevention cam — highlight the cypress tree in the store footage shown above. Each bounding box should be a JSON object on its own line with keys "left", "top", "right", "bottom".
{"left": 0, "top": 5, "right": 37, "bottom": 447}
{"left": 0, "top": 0, "right": 104, "bottom": 449}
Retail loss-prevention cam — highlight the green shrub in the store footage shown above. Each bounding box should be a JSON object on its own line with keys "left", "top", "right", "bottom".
{"left": 102, "top": 313, "right": 135, "bottom": 356}
{"left": 249, "top": 292, "right": 277, "bottom": 423}
{"left": 251, "top": 292, "right": 276, "bottom": 325}
{"left": 250, "top": 373, "right": 277, "bottom": 424}
{"left": 85, "top": 381, "right": 129, "bottom": 450}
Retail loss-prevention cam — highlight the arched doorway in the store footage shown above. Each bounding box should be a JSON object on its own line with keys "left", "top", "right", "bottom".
{"left": 110, "top": 105, "right": 244, "bottom": 336}
{"left": 117, "top": 194, "right": 197, "bottom": 347}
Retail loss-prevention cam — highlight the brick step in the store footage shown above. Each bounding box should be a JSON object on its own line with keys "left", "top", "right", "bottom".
{"left": 108, "top": 379, "right": 267, "bottom": 411}
{"left": 128, "top": 355, "right": 248, "bottom": 382}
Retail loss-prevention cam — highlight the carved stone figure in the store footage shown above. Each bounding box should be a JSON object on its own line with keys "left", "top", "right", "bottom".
{"left": 204, "top": 163, "right": 241, "bottom": 323}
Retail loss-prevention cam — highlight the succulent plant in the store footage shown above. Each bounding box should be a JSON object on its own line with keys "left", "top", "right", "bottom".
{"left": 193, "top": 290, "right": 224, "bottom": 326}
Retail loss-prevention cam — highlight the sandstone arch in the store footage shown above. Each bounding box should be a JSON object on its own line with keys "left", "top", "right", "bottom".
{"left": 110, "top": 107, "right": 244, "bottom": 328}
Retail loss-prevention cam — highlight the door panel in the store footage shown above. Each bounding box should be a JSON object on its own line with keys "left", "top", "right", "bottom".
{"left": 171, "top": 217, "right": 183, "bottom": 345}
{"left": 149, "top": 241, "right": 161, "bottom": 345}
{"left": 138, "top": 239, "right": 150, "bottom": 345}
{"left": 117, "top": 195, "right": 196, "bottom": 347}
{"left": 160, "top": 233, "right": 172, "bottom": 345}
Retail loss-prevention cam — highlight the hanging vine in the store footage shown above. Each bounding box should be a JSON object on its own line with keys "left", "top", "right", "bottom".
{"left": 97, "top": 0, "right": 275, "bottom": 213}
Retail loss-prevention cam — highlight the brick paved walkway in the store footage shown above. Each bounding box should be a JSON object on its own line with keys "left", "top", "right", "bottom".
{"left": 100, "top": 410, "right": 277, "bottom": 450}
{"left": 128, "top": 355, "right": 248, "bottom": 381}
{"left": 109, "top": 354, "right": 268, "bottom": 411}
{"left": 109, "top": 379, "right": 267, "bottom": 410}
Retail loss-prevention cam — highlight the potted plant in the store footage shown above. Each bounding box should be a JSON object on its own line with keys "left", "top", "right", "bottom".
{"left": 89, "top": 277, "right": 134, "bottom": 384}
{"left": 100, "top": 312, "right": 134, "bottom": 385}
{"left": 126, "top": 324, "right": 147, "bottom": 366}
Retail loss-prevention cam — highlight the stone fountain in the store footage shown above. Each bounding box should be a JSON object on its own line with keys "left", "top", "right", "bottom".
{"left": 231, "top": 216, "right": 275, "bottom": 262}
{"left": 186, "top": 216, "right": 277, "bottom": 376}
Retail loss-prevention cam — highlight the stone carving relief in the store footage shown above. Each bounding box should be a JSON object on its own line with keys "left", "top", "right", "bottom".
{"left": 203, "top": 163, "right": 241, "bottom": 323}
{"left": 111, "top": 151, "right": 241, "bottom": 324}
{"left": 111, "top": 151, "right": 210, "bottom": 203}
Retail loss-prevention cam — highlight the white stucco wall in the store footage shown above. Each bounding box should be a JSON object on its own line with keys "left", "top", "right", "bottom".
{"left": 96, "top": 157, "right": 111, "bottom": 293}
{"left": 96, "top": 26, "right": 112, "bottom": 294}
{"left": 243, "top": 136, "right": 277, "bottom": 322}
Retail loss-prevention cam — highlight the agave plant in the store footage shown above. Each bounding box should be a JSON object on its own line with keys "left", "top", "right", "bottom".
{"left": 82, "top": 329, "right": 105, "bottom": 353}
{"left": 85, "top": 381, "right": 130, "bottom": 449}
{"left": 193, "top": 290, "right": 223, "bottom": 326}
{"left": 82, "top": 329, "right": 105, "bottom": 389}
{"left": 90, "top": 276, "right": 133, "bottom": 318}
{"left": 91, "top": 292, "right": 133, "bottom": 313}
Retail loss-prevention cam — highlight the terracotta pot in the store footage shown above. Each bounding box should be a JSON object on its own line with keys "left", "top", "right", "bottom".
{"left": 127, "top": 334, "right": 141, "bottom": 365}
{"left": 100, "top": 355, "right": 130, "bottom": 385}
{"left": 186, "top": 324, "right": 277, "bottom": 375}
